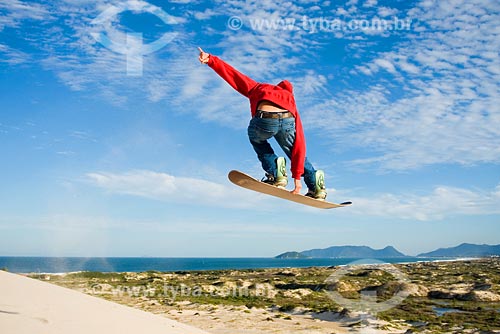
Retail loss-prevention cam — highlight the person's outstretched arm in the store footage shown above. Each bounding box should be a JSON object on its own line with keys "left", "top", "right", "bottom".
{"left": 198, "top": 47, "right": 258, "bottom": 97}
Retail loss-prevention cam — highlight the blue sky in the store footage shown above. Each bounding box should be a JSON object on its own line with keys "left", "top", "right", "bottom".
{"left": 0, "top": 0, "right": 499, "bottom": 257}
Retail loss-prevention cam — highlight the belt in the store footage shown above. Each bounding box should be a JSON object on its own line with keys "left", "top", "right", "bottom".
{"left": 255, "top": 110, "right": 293, "bottom": 119}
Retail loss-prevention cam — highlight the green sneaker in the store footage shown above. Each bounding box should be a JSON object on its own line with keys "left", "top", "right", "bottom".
{"left": 262, "top": 157, "right": 288, "bottom": 188}
{"left": 276, "top": 156, "right": 287, "bottom": 183}
{"left": 306, "top": 170, "right": 327, "bottom": 200}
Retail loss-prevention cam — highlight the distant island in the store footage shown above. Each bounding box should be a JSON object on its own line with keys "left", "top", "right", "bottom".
{"left": 417, "top": 243, "right": 500, "bottom": 257}
{"left": 276, "top": 243, "right": 500, "bottom": 259}
{"left": 275, "top": 251, "right": 309, "bottom": 259}
{"left": 276, "top": 245, "right": 407, "bottom": 259}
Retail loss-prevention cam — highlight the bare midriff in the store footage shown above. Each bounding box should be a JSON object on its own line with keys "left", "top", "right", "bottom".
{"left": 257, "top": 100, "right": 288, "bottom": 112}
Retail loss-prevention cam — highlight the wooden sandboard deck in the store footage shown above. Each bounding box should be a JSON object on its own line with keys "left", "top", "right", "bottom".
{"left": 228, "top": 170, "right": 352, "bottom": 209}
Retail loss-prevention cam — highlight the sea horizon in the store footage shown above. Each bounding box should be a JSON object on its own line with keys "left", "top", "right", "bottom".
{"left": 0, "top": 256, "right": 463, "bottom": 274}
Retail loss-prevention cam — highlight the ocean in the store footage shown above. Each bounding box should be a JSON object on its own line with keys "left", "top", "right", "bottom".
{"left": 0, "top": 256, "right": 449, "bottom": 273}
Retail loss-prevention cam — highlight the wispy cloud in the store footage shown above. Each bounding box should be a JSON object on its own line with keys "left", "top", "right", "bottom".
{"left": 0, "top": 43, "right": 30, "bottom": 64}
{"left": 0, "top": 0, "right": 51, "bottom": 31}
{"left": 347, "top": 184, "right": 500, "bottom": 221}
{"left": 0, "top": 0, "right": 50, "bottom": 64}
{"left": 86, "top": 170, "right": 265, "bottom": 209}
{"left": 85, "top": 170, "right": 500, "bottom": 220}
{"left": 307, "top": 0, "right": 500, "bottom": 170}
{"left": 17, "top": 0, "right": 189, "bottom": 105}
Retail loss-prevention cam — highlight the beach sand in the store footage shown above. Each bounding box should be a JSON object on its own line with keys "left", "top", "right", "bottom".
{"left": 0, "top": 270, "right": 208, "bottom": 334}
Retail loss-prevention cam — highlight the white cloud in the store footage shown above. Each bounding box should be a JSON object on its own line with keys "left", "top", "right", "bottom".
{"left": 363, "top": 0, "right": 378, "bottom": 8}
{"left": 346, "top": 184, "right": 500, "bottom": 221}
{"left": 0, "top": 0, "right": 51, "bottom": 31}
{"left": 373, "top": 58, "right": 397, "bottom": 74}
{"left": 86, "top": 170, "right": 266, "bottom": 209}
{"left": 192, "top": 8, "right": 217, "bottom": 20}
{"left": 85, "top": 171, "right": 500, "bottom": 221}
{"left": 377, "top": 6, "right": 399, "bottom": 17}
{"left": 0, "top": 43, "right": 30, "bottom": 64}
{"left": 308, "top": 0, "right": 500, "bottom": 171}
{"left": 294, "top": 71, "right": 328, "bottom": 95}
{"left": 12, "top": 0, "right": 188, "bottom": 106}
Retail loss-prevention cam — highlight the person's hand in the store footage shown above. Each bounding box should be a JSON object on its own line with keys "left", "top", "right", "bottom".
{"left": 198, "top": 47, "right": 210, "bottom": 64}
{"left": 290, "top": 179, "right": 302, "bottom": 195}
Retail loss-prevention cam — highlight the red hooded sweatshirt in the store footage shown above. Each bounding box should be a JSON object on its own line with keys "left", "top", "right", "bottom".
{"left": 208, "top": 55, "right": 306, "bottom": 180}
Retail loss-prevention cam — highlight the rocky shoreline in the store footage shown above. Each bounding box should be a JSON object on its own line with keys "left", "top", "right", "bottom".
{"left": 31, "top": 258, "right": 500, "bottom": 333}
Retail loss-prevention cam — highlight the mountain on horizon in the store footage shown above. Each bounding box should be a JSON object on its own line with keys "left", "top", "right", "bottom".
{"left": 417, "top": 243, "right": 500, "bottom": 257}
{"left": 276, "top": 243, "right": 500, "bottom": 259}
{"left": 276, "top": 245, "right": 407, "bottom": 259}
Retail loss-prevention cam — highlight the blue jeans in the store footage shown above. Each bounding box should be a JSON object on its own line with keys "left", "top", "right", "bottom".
{"left": 247, "top": 116, "right": 317, "bottom": 190}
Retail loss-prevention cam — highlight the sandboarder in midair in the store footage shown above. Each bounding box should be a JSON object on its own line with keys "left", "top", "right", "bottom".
{"left": 198, "top": 47, "right": 327, "bottom": 200}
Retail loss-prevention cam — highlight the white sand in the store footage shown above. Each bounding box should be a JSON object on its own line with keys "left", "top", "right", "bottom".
{"left": 0, "top": 270, "right": 208, "bottom": 334}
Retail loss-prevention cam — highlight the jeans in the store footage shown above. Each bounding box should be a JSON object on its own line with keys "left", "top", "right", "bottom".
{"left": 247, "top": 116, "right": 317, "bottom": 190}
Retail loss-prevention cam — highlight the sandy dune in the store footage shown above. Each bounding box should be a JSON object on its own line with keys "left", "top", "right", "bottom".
{"left": 0, "top": 270, "right": 208, "bottom": 334}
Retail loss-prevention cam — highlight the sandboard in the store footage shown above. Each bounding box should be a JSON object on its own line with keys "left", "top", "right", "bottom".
{"left": 228, "top": 170, "right": 352, "bottom": 209}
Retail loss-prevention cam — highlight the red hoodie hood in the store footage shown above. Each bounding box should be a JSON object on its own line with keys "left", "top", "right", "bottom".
{"left": 277, "top": 80, "right": 293, "bottom": 93}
